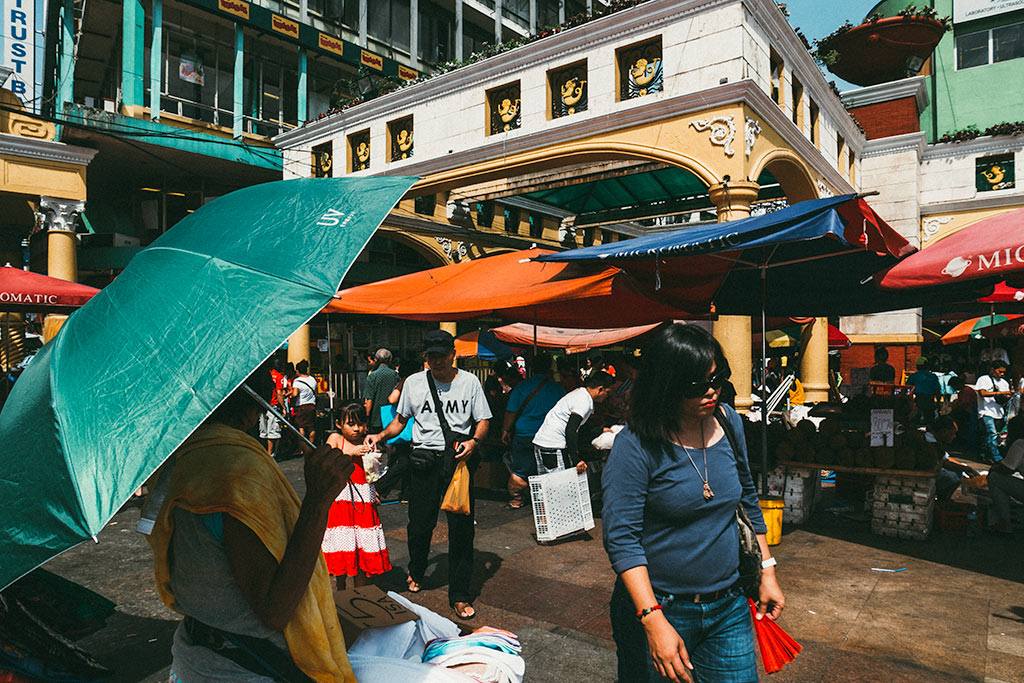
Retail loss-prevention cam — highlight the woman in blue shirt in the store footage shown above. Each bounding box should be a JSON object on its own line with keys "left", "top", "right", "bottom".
{"left": 603, "top": 324, "right": 785, "bottom": 682}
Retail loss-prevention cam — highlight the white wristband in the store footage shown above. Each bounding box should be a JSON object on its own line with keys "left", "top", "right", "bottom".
{"left": 761, "top": 557, "right": 777, "bottom": 569}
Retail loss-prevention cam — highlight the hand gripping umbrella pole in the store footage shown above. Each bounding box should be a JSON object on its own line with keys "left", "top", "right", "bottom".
{"left": 239, "top": 385, "right": 368, "bottom": 507}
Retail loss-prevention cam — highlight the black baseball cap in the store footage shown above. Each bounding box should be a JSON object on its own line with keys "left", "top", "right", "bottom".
{"left": 423, "top": 329, "right": 455, "bottom": 355}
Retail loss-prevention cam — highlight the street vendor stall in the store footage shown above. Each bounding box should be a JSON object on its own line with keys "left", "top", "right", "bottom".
{"left": 769, "top": 409, "right": 943, "bottom": 540}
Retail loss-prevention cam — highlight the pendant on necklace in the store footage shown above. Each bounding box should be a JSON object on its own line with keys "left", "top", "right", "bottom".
{"left": 703, "top": 482, "right": 715, "bottom": 501}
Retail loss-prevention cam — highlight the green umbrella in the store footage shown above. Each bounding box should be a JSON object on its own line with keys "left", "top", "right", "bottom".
{"left": 0, "top": 176, "right": 414, "bottom": 590}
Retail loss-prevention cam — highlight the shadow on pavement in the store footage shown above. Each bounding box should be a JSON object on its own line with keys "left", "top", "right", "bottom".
{"left": 77, "top": 611, "right": 178, "bottom": 683}
{"left": 795, "top": 509, "right": 1024, "bottom": 584}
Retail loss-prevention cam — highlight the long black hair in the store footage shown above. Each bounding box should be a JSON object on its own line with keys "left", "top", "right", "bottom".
{"left": 334, "top": 399, "right": 368, "bottom": 428}
{"left": 627, "top": 323, "right": 729, "bottom": 447}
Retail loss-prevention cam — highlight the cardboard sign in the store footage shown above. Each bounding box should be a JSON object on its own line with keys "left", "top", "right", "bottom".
{"left": 334, "top": 585, "right": 418, "bottom": 640}
{"left": 870, "top": 409, "right": 894, "bottom": 447}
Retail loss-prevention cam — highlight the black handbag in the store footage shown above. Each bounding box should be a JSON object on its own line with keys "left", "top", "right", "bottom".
{"left": 423, "top": 372, "right": 474, "bottom": 477}
{"left": 714, "top": 407, "right": 763, "bottom": 600}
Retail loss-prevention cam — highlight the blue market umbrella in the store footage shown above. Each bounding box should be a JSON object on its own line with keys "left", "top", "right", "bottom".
{"left": 0, "top": 176, "right": 415, "bottom": 590}
{"left": 455, "top": 328, "right": 516, "bottom": 360}
{"left": 536, "top": 194, "right": 916, "bottom": 494}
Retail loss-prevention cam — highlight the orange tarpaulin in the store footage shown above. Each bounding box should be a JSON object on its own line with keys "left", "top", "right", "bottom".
{"left": 325, "top": 249, "right": 695, "bottom": 328}
{"left": 489, "top": 322, "right": 661, "bottom": 353}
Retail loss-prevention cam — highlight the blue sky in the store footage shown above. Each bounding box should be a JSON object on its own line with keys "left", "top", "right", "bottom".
{"left": 781, "top": 0, "right": 886, "bottom": 88}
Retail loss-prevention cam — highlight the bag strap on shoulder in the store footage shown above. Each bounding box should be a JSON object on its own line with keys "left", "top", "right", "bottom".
{"left": 426, "top": 371, "right": 456, "bottom": 448}
{"left": 714, "top": 406, "right": 744, "bottom": 489}
{"left": 507, "top": 378, "right": 549, "bottom": 431}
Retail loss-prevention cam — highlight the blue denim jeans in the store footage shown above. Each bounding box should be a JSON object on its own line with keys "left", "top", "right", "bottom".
{"left": 981, "top": 416, "right": 1003, "bottom": 461}
{"left": 611, "top": 580, "right": 757, "bottom": 683}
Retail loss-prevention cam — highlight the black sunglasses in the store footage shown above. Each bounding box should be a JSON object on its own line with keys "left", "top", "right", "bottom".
{"left": 681, "top": 368, "right": 731, "bottom": 399}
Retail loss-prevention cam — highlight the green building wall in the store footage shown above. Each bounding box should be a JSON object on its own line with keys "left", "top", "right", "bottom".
{"left": 862, "top": 0, "right": 1024, "bottom": 142}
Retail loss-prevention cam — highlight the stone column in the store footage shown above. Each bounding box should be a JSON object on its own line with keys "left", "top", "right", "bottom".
{"left": 494, "top": 0, "right": 503, "bottom": 43}
{"left": 359, "top": 0, "right": 368, "bottom": 47}
{"left": 708, "top": 180, "right": 759, "bottom": 412}
{"left": 410, "top": 0, "right": 420, "bottom": 68}
{"left": 800, "top": 317, "right": 830, "bottom": 403}
{"left": 288, "top": 324, "right": 310, "bottom": 366}
{"left": 121, "top": 0, "right": 145, "bottom": 107}
{"left": 440, "top": 322, "right": 457, "bottom": 337}
{"left": 149, "top": 0, "right": 162, "bottom": 120}
{"left": 713, "top": 316, "right": 752, "bottom": 411}
{"left": 455, "top": 0, "right": 463, "bottom": 60}
{"left": 37, "top": 197, "right": 84, "bottom": 343}
{"left": 39, "top": 197, "right": 84, "bottom": 282}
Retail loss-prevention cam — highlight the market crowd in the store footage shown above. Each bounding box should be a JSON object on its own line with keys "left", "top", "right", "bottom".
{"left": 142, "top": 323, "right": 784, "bottom": 682}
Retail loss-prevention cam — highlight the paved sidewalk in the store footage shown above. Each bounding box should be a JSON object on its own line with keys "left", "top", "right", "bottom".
{"left": 43, "top": 458, "right": 1024, "bottom": 682}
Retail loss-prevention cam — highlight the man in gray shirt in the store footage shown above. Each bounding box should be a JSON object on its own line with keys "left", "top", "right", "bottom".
{"left": 363, "top": 348, "right": 400, "bottom": 432}
{"left": 367, "top": 329, "right": 491, "bottom": 621}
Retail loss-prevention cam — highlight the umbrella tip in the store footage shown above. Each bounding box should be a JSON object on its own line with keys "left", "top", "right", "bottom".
{"left": 91, "top": 535, "right": 99, "bottom": 544}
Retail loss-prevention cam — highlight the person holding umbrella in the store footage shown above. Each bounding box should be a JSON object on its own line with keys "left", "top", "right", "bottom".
{"left": 146, "top": 362, "right": 358, "bottom": 681}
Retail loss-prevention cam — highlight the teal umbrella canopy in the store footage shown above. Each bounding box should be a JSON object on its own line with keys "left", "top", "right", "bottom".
{"left": 0, "top": 177, "right": 414, "bottom": 590}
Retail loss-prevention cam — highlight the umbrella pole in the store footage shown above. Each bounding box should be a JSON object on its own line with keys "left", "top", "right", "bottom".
{"left": 760, "top": 263, "right": 769, "bottom": 498}
{"left": 242, "top": 383, "right": 315, "bottom": 450}
{"left": 533, "top": 309, "right": 538, "bottom": 357}
{"left": 990, "top": 303, "right": 995, "bottom": 353}
{"left": 326, "top": 315, "right": 334, "bottom": 412}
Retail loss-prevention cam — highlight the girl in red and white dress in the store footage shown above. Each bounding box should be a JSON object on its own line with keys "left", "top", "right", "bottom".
{"left": 321, "top": 401, "right": 391, "bottom": 588}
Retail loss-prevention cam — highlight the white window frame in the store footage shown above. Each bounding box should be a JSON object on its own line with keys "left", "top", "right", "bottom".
{"left": 955, "top": 21, "right": 1024, "bottom": 70}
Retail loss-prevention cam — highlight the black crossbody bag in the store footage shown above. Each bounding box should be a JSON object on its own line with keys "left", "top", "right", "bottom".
{"left": 409, "top": 372, "right": 475, "bottom": 475}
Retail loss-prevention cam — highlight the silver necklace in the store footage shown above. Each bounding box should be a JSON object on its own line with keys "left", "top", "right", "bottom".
{"left": 679, "top": 420, "right": 714, "bottom": 501}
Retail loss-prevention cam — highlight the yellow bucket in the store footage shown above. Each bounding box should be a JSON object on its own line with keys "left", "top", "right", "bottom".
{"left": 759, "top": 496, "right": 784, "bottom": 546}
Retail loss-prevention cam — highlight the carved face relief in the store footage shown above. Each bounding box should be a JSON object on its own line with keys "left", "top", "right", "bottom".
{"left": 498, "top": 98, "right": 521, "bottom": 129}
{"left": 396, "top": 129, "right": 413, "bottom": 156}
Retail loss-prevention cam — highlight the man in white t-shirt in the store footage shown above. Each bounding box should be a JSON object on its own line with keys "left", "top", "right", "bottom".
{"left": 976, "top": 360, "right": 1013, "bottom": 462}
{"left": 533, "top": 371, "right": 615, "bottom": 474}
{"left": 367, "top": 329, "right": 490, "bottom": 621}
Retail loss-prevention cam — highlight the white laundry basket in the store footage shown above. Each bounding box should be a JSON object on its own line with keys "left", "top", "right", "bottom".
{"left": 528, "top": 468, "right": 595, "bottom": 542}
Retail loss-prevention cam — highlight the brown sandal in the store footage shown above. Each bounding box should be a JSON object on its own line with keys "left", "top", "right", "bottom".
{"left": 454, "top": 601, "right": 476, "bottom": 620}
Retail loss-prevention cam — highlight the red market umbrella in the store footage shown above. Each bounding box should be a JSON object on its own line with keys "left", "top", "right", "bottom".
{"left": 941, "top": 314, "right": 1022, "bottom": 345}
{"left": 877, "top": 207, "right": 1024, "bottom": 291}
{"left": 752, "top": 324, "right": 849, "bottom": 350}
{"left": 325, "top": 248, "right": 694, "bottom": 328}
{"left": 828, "top": 324, "right": 851, "bottom": 349}
{"left": 0, "top": 267, "right": 99, "bottom": 311}
{"left": 980, "top": 281, "right": 1024, "bottom": 303}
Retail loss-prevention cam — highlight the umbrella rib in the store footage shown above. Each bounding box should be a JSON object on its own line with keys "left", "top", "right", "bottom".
{"left": 149, "top": 247, "right": 339, "bottom": 298}
{"left": 730, "top": 247, "right": 860, "bottom": 271}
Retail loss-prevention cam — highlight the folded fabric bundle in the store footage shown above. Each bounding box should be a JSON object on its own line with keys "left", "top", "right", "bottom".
{"left": 422, "top": 628, "right": 524, "bottom": 683}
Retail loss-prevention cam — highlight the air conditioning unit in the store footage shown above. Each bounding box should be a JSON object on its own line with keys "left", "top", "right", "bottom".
{"left": 85, "top": 233, "right": 141, "bottom": 248}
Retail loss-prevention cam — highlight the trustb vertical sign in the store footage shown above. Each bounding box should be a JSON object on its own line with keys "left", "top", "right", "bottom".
{"left": 0, "top": 0, "right": 43, "bottom": 111}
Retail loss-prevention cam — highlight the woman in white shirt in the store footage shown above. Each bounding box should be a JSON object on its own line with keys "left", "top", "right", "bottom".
{"left": 990, "top": 415, "right": 1024, "bottom": 535}
{"left": 290, "top": 360, "right": 319, "bottom": 443}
